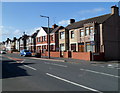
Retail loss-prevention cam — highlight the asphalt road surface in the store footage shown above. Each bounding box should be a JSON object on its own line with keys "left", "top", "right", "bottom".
{"left": 1, "top": 53, "right": 120, "bottom": 93}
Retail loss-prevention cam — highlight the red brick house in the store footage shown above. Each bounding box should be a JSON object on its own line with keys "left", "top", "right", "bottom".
{"left": 36, "top": 24, "right": 63, "bottom": 53}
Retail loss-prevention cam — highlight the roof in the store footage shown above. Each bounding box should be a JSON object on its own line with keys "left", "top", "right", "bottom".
{"left": 66, "top": 13, "right": 112, "bottom": 30}
{"left": 21, "top": 34, "right": 29, "bottom": 40}
{"left": 42, "top": 27, "right": 53, "bottom": 34}
{"left": 31, "top": 30, "right": 39, "bottom": 38}
{"left": 51, "top": 26, "right": 64, "bottom": 33}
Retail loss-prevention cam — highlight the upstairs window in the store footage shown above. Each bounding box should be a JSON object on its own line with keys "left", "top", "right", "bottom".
{"left": 85, "top": 27, "right": 89, "bottom": 36}
{"left": 37, "top": 37, "right": 40, "bottom": 42}
{"left": 71, "top": 31, "right": 74, "bottom": 38}
{"left": 51, "top": 35, "right": 54, "bottom": 41}
{"left": 80, "top": 29, "right": 84, "bottom": 37}
{"left": 43, "top": 36, "right": 46, "bottom": 41}
{"left": 90, "top": 26, "right": 93, "bottom": 34}
{"left": 60, "top": 32, "right": 65, "bottom": 39}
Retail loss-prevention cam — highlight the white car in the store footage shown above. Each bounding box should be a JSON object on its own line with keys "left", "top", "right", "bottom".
{"left": 0, "top": 50, "right": 6, "bottom": 54}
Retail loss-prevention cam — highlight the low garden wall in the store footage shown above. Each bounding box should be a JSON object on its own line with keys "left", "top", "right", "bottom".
{"left": 72, "top": 52, "right": 92, "bottom": 61}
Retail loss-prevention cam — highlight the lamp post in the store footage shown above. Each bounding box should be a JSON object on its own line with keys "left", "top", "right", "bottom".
{"left": 40, "top": 15, "right": 50, "bottom": 59}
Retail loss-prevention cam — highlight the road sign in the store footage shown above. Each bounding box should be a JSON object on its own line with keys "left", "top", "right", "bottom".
{"left": 90, "top": 41, "right": 95, "bottom": 45}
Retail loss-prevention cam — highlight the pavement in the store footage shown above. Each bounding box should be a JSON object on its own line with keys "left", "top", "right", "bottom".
{"left": 1, "top": 53, "right": 120, "bottom": 92}
{"left": 40, "top": 55, "right": 120, "bottom": 64}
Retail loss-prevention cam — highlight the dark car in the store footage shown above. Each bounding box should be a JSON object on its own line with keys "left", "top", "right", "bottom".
{"left": 20, "top": 50, "right": 32, "bottom": 57}
{"left": 0, "top": 50, "right": 7, "bottom": 54}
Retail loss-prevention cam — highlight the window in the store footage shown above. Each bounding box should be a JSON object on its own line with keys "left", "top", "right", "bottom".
{"left": 43, "top": 36, "right": 46, "bottom": 41}
{"left": 37, "top": 37, "right": 40, "bottom": 42}
{"left": 51, "top": 35, "right": 54, "bottom": 41}
{"left": 60, "top": 32, "right": 65, "bottom": 39}
{"left": 85, "top": 27, "right": 89, "bottom": 36}
{"left": 50, "top": 45, "right": 54, "bottom": 50}
{"left": 80, "top": 29, "right": 84, "bottom": 37}
{"left": 60, "top": 44, "right": 64, "bottom": 51}
{"left": 90, "top": 27, "right": 93, "bottom": 34}
{"left": 86, "top": 42, "right": 94, "bottom": 52}
{"left": 71, "top": 31, "right": 74, "bottom": 38}
{"left": 31, "top": 38, "right": 33, "bottom": 43}
{"left": 86, "top": 42, "right": 91, "bottom": 52}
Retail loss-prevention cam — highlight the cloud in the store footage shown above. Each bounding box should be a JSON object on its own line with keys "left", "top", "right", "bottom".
{"left": 0, "top": 25, "right": 3, "bottom": 32}
{"left": 78, "top": 8, "right": 105, "bottom": 14}
{"left": 14, "top": 29, "right": 21, "bottom": 34}
{"left": 80, "top": 17, "right": 86, "bottom": 20}
{"left": 0, "top": 26, "right": 23, "bottom": 41}
{"left": 58, "top": 20, "right": 70, "bottom": 26}
{"left": 25, "top": 27, "right": 41, "bottom": 36}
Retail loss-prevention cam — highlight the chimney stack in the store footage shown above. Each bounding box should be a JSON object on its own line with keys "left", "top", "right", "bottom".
{"left": 111, "top": 5, "right": 119, "bottom": 15}
{"left": 70, "top": 19, "right": 75, "bottom": 24}
{"left": 52, "top": 24, "right": 58, "bottom": 29}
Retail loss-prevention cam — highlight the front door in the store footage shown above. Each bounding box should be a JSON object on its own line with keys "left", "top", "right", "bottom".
{"left": 78, "top": 43, "right": 84, "bottom": 52}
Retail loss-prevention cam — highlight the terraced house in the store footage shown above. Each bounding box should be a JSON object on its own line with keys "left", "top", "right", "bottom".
{"left": 59, "top": 5, "right": 120, "bottom": 60}
{"left": 36, "top": 24, "right": 63, "bottom": 53}
{"left": 4, "top": 38, "right": 12, "bottom": 51}
{"left": 19, "top": 34, "right": 29, "bottom": 51}
{"left": 26, "top": 30, "right": 39, "bottom": 52}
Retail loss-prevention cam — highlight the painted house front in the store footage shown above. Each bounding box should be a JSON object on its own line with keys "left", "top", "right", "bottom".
{"left": 65, "top": 6, "right": 120, "bottom": 60}
{"left": 19, "top": 34, "right": 29, "bottom": 51}
{"left": 5, "top": 38, "right": 12, "bottom": 51}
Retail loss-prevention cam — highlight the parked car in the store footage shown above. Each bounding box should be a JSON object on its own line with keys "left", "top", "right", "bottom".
{"left": 20, "top": 50, "right": 32, "bottom": 57}
{"left": 0, "top": 50, "right": 6, "bottom": 54}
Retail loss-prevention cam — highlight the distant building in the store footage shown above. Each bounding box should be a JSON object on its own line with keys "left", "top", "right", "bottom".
{"left": 11, "top": 37, "right": 17, "bottom": 51}
{"left": 5, "top": 38, "right": 12, "bottom": 51}
{"left": 19, "top": 34, "right": 29, "bottom": 51}
{"left": 26, "top": 30, "right": 39, "bottom": 52}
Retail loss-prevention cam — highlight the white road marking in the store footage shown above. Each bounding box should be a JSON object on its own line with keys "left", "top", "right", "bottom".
{"left": 24, "top": 65, "right": 37, "bottom": 70}
{"left": 17, "top": 60, "right": 25, "bottom": 63}
{"left": 29, "top": 57, "right": 65, "bottom": 62}
{"left": 107, "top": 67, "right": 114, "bottom": 69}
{"left": 44, "top": 62, "right": 67, "bottom": 67}
{"left": 100, "top": 66, "right": 104, "bottom": 67}
{"left": 46, "top": 73, "right": 102, "bottom": 93}
{"left": 44, "top": 62, "right": 50, "bottom": 64}
{"left": 52, "top": 63, "right": 67, "bottom": 67}
{"left": 80, "top": 68, "right": 119, "bottom": 78}
{"left": 116, "top": 68, "right": 120, "bottom": 69}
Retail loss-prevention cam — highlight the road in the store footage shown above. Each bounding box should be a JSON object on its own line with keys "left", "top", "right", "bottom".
{"left": 1, "top": 53, "right": 120, "bottom": 93}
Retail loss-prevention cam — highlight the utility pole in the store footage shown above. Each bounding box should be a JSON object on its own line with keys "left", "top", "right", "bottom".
{"left": 40, "top": 15, "right": 50, "bottom": 58}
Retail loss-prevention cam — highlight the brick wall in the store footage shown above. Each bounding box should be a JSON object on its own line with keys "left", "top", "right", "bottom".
{"left": 13, "top": 52, "right": 19, "bottom": 54}
{"left": 72, "top": 52, "right": 91, "bottom": 61}
{"left": 63, "top": 51, "right": 71, "bottom": 58}
{"left": 41, "top": 52, "right": 48, "bottom": 56}
{"left": 46, "top": 51, "right": 60, "bottom": 57}
{"left": 7, "top": 51, "right": 13, "bottom": 53}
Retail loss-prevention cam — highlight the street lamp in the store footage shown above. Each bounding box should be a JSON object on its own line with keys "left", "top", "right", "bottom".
{"left": 40, "top": 15, "right": 50, "bottom": 59}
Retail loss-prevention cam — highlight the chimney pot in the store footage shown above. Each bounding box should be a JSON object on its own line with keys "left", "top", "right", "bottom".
{"left": 70, "top": 19, "right": 75, "bottom": 24}
{"left": 52, "top": 24, "right": 58, "bottom": 29}
{"left": 111, "top": 5, "right": 119, "bottom": 15}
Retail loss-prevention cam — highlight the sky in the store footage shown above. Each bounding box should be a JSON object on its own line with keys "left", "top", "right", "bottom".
{"left": 0, "top": 2, "right": 119, "bottom": 42}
